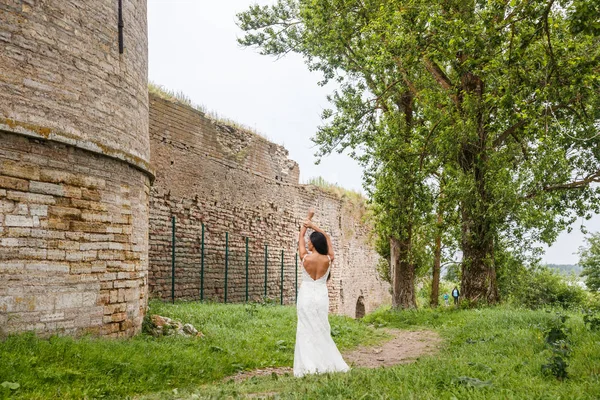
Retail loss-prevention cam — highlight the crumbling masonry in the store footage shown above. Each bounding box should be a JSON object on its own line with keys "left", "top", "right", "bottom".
{"left": 0, "top": 0, "right": 390, "bottom": 337}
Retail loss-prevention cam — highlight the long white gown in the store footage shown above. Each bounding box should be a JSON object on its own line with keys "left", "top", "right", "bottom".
{"left": 293, "top": 255, "right": 350, "bottom": 377}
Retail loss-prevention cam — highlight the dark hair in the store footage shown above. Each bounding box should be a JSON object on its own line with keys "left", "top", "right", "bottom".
{"left": 309, "top": 231, "right": 328, "bottom": 255}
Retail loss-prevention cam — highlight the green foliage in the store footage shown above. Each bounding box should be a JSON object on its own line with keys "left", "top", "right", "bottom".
{"left": 541, "top": 313, "right": 571, "bottom": 380}
{"left": 583, "top": 311, "right": 600, "bottom": 331}
{"left": 161, "top": 306, "right": 600, "bottom": 399}
{"left": 237, "top": 0, "right": 600, "bottom": 305}
{"left": 578, "top": 232, "right": 600, "bottom": 291}
{"left": 507, "top": 265, "right": 588, "bottom": 310}
{"left": 0, "top": 301, "right": 381, "bottom": 399}
{"left": 546, "top": 264, "right": 583, "bottom": 276}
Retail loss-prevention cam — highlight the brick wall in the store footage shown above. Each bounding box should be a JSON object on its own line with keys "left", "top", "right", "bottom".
{"left": 0, "top": 1, "right": 151, "bottom": 337}
{"left": 149, "top": 95, "right": 390, "bottom": 316}
{"left": 0, "top": 0, "right": 150, "bottom": 172}
{"left": 0, "top": 132, "right": 149, "bottom": 337}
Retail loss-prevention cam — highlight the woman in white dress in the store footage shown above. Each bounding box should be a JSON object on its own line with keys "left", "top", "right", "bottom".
{"left": 293, "top": 215, "right": 350, "bottom": 377}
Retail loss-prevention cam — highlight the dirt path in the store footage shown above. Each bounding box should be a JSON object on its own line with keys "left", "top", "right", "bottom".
{"left": 344, "top": 329, "right": 441, "bottom": 368}
{"left": 228, "top": 329, "right": 442, "bottom": 383}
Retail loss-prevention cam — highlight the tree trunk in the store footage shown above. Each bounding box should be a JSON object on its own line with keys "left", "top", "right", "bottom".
{"left": 460, "top": 205, "right": 499, "bottom": 304}
{"left": 456, "top": 70, "right": 499, "bottom": 305}
{"left": 390, "top": 236, "right": 417, "bottom": 309}
{"left": 430, "top": 212, "right": 442, "bottom": 307}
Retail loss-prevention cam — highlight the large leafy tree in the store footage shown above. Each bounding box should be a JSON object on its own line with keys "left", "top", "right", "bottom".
{"left": 238, "top": 0, "right": 600, "bottom": 305}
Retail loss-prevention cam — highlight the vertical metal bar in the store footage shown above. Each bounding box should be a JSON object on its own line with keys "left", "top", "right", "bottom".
{"left": 264, "top": 244, "right": 268, "bottom": 298}
{"left": 118, "top": 0, "right": 124, "bottom": 54}
{"left": 280, "top": 250, "right": 284, "bottom": 305}
{"left": 295, "top": 252, "right": 298, "bottom": 302}
{"left": 171, "top": 216, "right": 175, "bottom": 304}
{"left": 224, "top": 232, "right": 229, "bottom": 303}
{"left": 245, "top": 237, "right": 249, "bottom": 303}
{"left": 200, "top": 223, "right": 205, "bottom": 301}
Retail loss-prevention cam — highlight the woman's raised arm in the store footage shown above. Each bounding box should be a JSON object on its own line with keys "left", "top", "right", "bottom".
{"left": 308, "top": 222, "right": 334, "bottom": 262}
{"left": 298, "top": 222, "right": 308, "bottom": 261}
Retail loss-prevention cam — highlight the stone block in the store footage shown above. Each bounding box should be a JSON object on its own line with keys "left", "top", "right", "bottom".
{"left": 5, "top": 215, "right": 34, "bottom": 227}
{"left": 0, "top": 296, "right": 14, "bottom": 313}
{"left": 91, "top": 261, "right": 107, "bottom": 273}
{"left": 109, "top": 289, "right": 119, "bottom": 303}
{"left": 70, "top": 221, "right": 107, "bottom": 233}
{"left": 69, "top": 264, "right": 92, "bottom": 274}
{"left": 7, "top": 190, "right": 55, "bottom": 205}
{"left": 82, "top": 292, "right": 97, "bottom": 307}
{"left": 0, "top": 198, "right": 15, "bottom": 213}
{"left": 0, "top": 262, "right": 25, "bottom": 272}
{"left": 104, "top": 303, "right": 126, "bottom": 314}
{"left": 48, "top": 206, "right": 81, "bottom": 218}
{"left": 19, "top": 247, "right": 47, "bottom": 259}
{"left": 65, "top": 250, "right": 97, "bottom": 262}
{"left": 120, "top": 319, "right": 134, "bottom": 331}
{"left": 35, "top": 295, "right": 56, "bottom": 311}
{"left": 56, "top": 292, "right": 83, "bottom": 309}
{"left": 30, "top": 181, "right": 64, "bottom": 196}
{"left": 47, "top": 218, "right": 70, "bottom": 230}
{"left": 123, "top": 288, "right": 138, "bottom": 302}
{"left": 97, "top": 291, "right": 110, "bottom": 305}
{"left": 0, "top": 175, "right": 29, "bottom": 191}
{"left": 40, "top": 312, "right": 65, "bottom": 323}
{"left": 25, "top": 263, "right": 69, "bottom": 273}
{"left": 14, "top": 203, "right": 28, "bottom": 215}
{"left": 1, "top": 238, "right": 20, "bottom": 247}
{"left": 110, "top": 312, "right": 127, "bottom": 322}
{"left": 1, "top": 160, "right": 40, "bottom": 180}
{"left": 114, "top": 280, "right": 138, "bottom": 289}
{"left": 47, "top": 249, "right": 66, "bottom": 260}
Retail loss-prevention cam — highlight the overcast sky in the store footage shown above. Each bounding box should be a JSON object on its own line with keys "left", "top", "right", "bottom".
{"left": 147, "top": 0, "right": 599, "bottom": 265}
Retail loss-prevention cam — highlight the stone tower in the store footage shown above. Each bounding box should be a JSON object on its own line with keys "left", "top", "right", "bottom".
{"left": 0, "top": 1, "right": 152, "bottom": 337}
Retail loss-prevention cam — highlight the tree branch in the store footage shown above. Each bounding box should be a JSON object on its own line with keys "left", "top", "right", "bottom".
{"left": 492, "top": 119, "right": 527, "bottom": 148}
{"left": 524, "top": 171, "right": 600, "bottom": 199}
{"left": 423, "top": 57, "right": 459, "bottom": 106}
{"left": 424, "top": 58, "right": 454, "bottom": 90}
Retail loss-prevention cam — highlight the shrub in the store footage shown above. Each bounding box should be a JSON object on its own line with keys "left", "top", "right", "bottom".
{"left": 509, "top": 266, "right": 588, "bottom": 310}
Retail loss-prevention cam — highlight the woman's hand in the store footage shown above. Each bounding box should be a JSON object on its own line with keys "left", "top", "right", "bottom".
{"left": 303, "top": 220, "right": 316, "bottom": 230}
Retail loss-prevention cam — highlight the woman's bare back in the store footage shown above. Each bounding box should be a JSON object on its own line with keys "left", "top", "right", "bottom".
{"left": 302, "top": 253, "right": 331, "bottom": 280}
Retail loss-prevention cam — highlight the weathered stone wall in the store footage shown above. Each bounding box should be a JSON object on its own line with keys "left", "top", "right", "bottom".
{"left": 0, "top": 0, "right": 150, "bottom": 172}
{"left": 149, "top": 95, "right": 390, "bottom": 317}
{"left": 0, "top": 132, "right": 150, "bottom": 337}
{"left": 0, "top": 1, "right": 151, "bottom": 337}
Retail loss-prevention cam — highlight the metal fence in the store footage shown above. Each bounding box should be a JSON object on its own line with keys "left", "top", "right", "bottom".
{"left": 167, "top": 216, "right": 299, "bottom": 305}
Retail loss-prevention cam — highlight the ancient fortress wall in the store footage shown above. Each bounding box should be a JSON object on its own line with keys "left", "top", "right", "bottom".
{"left": 149, "top": 95, "right": 390, "bottom": 317}
{"left": 0, "top": 1, "right": 151, "bottom": 337}
{"left": 0, "top": 1, "right": 388, "bottom": 338}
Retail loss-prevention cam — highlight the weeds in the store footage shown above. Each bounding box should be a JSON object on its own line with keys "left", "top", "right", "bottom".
{"left": 541, "top": 313, "right": 571, "bottom": 380}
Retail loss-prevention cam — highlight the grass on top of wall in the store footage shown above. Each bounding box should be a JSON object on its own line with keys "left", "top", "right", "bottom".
{"left": 305, "top": 176, "right": 365, "bottom": 203}
{"left": 148, "top": 81, "right": 281, "bottom": 144}
{"left": 0, "top": 300, "right": 385, "bottom": 399}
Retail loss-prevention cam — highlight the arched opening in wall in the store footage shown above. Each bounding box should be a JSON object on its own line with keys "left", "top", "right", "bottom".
{"left": 355, "top": 296, "right": 366, "bottom": 319}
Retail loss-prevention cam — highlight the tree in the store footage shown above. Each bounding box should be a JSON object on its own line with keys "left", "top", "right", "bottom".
{"left": 579, "top": 233, "right": 600, "bottom": 291}
{"left": 237, "top": 0, "right": 600, "bottom": 306}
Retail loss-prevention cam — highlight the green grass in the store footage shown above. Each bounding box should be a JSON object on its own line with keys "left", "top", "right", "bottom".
{"left": 305, "top": 176, "right": 365, "bottom": 202}
{"left": 144, "top": 305, "right": 600, "bottom": 399}
{"left": 0, "top": 301, "right": 384, "bottom": 399}
{"left": 2, "top": 303, "right": 599, "bottom": 399}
